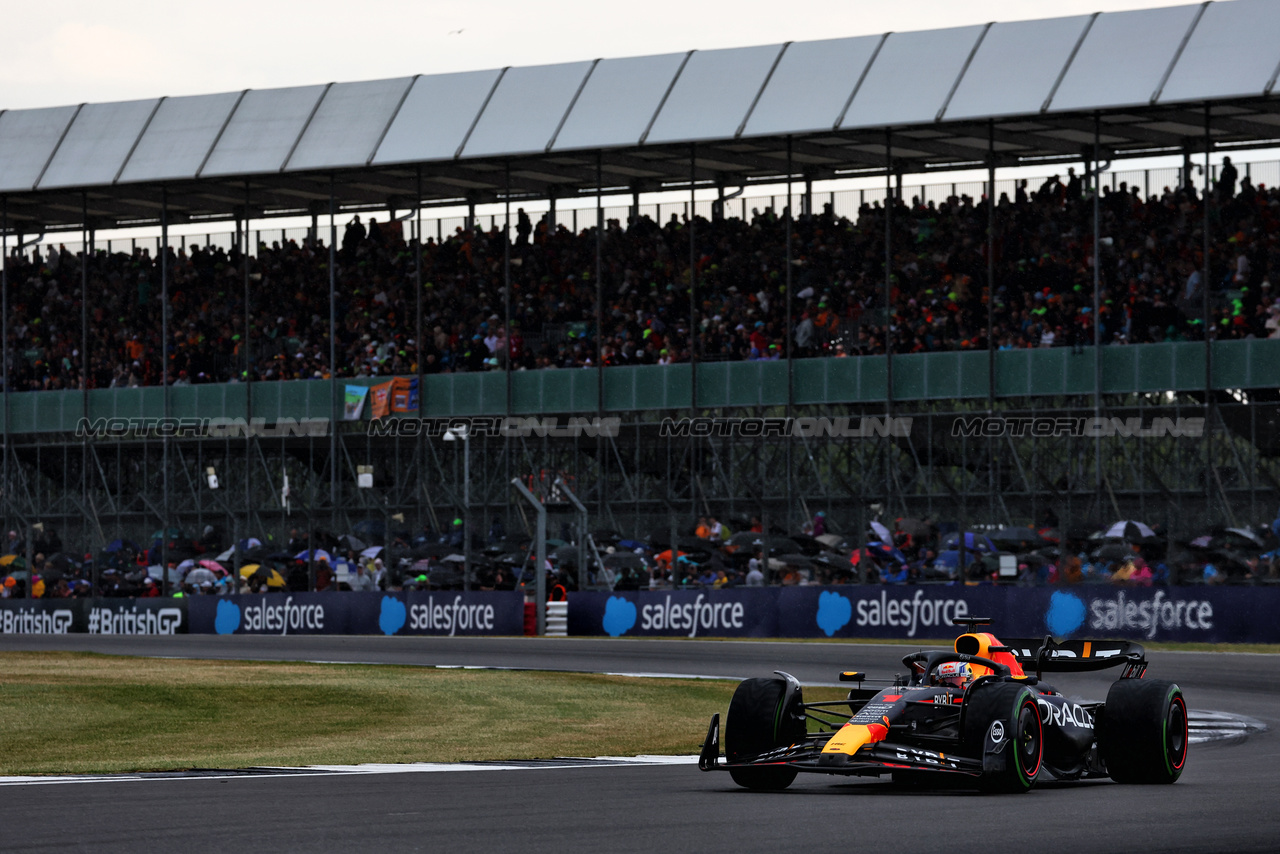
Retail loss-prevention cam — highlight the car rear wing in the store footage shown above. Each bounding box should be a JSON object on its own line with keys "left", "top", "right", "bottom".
{"left": 999, "top": 637, "right": 1148, "bottom": 678}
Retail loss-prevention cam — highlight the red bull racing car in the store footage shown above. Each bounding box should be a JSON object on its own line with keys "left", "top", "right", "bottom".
{"left": 698, "top": 617, "right": 1187, "bottom": 793}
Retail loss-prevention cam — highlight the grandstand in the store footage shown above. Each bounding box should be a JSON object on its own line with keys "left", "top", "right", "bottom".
{"left": 3, "top": 0, "right": 1280, "bottom": 573}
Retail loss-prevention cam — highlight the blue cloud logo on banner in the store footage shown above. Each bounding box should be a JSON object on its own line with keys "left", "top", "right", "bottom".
{"left": 379, "top": 596, "right": 407, "bottom": 636}
{"left": 602, "top": 596, "right": 637, "bottom": 637}
{"left": 1046, "top": 591, "right": 1086, "bottom": 636}
{"left": 214, "top": 600, "right": 241, "bottom": 635}
{"left": 816, "top": 591, "right": 852, "bottom": 637}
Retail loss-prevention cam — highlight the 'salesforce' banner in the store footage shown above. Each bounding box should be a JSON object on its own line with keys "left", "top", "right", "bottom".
{"left": 0, "top": 598, "right": 187, "bottom": 635}
{"left": 187, "top": 591, "right": 523, "bottom": 636}
{"left": 569, "top": 586, "right": 1280, "bottom": 644}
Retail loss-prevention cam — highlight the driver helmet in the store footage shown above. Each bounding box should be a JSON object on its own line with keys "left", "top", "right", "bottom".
{"left": 933, "top": 661, "right": 973, "bottom": 689}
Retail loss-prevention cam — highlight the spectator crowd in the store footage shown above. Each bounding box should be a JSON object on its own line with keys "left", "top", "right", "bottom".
{"left": 4, "top": 161, "right": 1280, "bottom": 393}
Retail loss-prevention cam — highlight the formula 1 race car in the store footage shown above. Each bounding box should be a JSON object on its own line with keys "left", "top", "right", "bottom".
{"left": 698, "top": 617, "right": 1187, "bottom": 793}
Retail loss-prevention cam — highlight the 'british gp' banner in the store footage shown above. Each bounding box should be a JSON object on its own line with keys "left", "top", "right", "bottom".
{"left": 187, "top": 591, "right": 524, "bottom": 636}
{"left": 0, "top": 598, "right": 188, "bottom": 635}
{"left": 0, "top": 600, "right": 86, "bottom": 634}
{"left": 569, "top": 586, "right": 1280, "bottom": 644}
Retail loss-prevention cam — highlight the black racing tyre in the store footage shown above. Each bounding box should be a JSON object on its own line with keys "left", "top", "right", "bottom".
{"left": 1098, "top": 679, "right": 1187, "bottom": 784}
{"left": 962, "top": 682, "right": 1043, "bottom": 793}
{"left": 725, "top": 677, "right": 804, "bottom": 791}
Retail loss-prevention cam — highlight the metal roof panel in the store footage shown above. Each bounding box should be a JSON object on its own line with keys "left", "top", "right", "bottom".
{"left": 842, "top": 25, "right": 989, "bottom": 129}
{"left": 372, "top": 69, "right": 503, "bottom": 165}
{"left": 944, "top": 15, "right": 1095, "bottom": 121}
{"left": 743, "top": 35, "right": 882, "bottom": 137}
{"left": 1159, "top": 0, "right": 1280, "bottom": 103}
{"left": 200, "top": 84, "right": 328, "bottom": 177}
{"left": 645, "top": 44, "right": 785, "bottom": 145}
{"left": 552, "top": 52, "right": 687, "bottom": 152}
{"left": 117, "top": 91, "right": 242, "bottom": 184}
{"left": 0, "top": 106, "right": 78, "bottom": 192}
{"left": 1049, "top": 4, "right": 1202, "bottom": 112}
{"left": 286, "top": 77, "right": 414, "bottom": 171}
{"left": 39, "top": 99, "right": 159, "bottom": 189}
{"left": 461, "top": 61, "right": 596, "bottom": 158}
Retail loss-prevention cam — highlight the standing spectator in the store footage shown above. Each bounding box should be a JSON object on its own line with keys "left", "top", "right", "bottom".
{"left": 1217, "top": 156, "right": 1238, "bottom": 201}
{"left": 516, "top": 208, "right": 532, "bottom": 246}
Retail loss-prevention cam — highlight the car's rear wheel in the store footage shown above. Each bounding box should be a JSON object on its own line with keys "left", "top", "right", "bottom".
{"left": 963, "top": 682, "right": 1043, "bottom": 793}
{"left": 1098, "top": 679, "right": 1187, "bottom": 784}
{"left": 725, "top": 676, "right": 804, "bottom": 790}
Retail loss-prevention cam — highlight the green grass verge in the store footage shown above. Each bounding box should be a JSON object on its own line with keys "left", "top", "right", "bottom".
{"left": 0, "top": 652, "right": 847, "bottom": 776}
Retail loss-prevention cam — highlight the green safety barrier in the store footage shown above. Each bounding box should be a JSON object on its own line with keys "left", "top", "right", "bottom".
{"left": 6, "top": 338, "right": 1278, "bottom": 433}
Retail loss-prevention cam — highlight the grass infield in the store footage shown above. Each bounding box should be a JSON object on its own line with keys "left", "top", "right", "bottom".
{"left": 0, "top": 652, "right": 849, "bottom": 776}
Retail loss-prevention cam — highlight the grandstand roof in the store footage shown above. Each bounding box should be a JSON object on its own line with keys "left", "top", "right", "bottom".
{"left": 3, "top": 0, "right": 1280, "bottom": 234}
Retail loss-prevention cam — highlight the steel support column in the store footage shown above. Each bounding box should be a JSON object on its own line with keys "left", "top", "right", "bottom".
{"left": 161, "top": 188, "right": 171, "bottom": 592}
{"left": 1204, "top": 105, "right": 1214, "bottom": 522}
{"left": 884, "top": 128, "right": 894, "bottom": 517}
{"left": 785, "top": 136, "right": 794, "bottom": 531}
{"left": 1093, "top": 114, "right": 1103, "bottom": 520}
{"left": 329, "top": 179, "right": 338, "bottom": 512}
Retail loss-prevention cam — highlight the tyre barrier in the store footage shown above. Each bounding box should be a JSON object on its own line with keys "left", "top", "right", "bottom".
{"left": 545, "top": 601, "right": 569, "bottom": 637}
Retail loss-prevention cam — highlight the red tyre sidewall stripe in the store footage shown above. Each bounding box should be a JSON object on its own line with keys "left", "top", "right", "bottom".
{"left": 1022, "top": 697, "right": 1043, "bottom": 781}
{"left": 1170, "top": 694, "right": 1188, "bottom": 771}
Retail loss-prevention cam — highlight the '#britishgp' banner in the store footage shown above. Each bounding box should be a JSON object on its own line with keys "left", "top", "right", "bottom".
{"left": 188, "top": 591, "right": 524, "bottom": 636}
{"left": 568, "top": 589, "right": 778, "bottom": 638}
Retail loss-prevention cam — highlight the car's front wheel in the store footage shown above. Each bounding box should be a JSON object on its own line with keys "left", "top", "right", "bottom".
{"left": 724, "top": 676, "right": 804, "bottom": 790}
{"left": 963, "top": 682, "right": 1043, "bottom": 793}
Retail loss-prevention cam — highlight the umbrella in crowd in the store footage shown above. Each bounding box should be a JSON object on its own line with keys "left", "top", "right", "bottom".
{"left": 360, "top": 546, "right": 383, "bottom": 559}
{"left": 989, "top": 527, "right": 1047, "bottom": 548}
{"left": 941, "top": 532, "right": 997, "bottom": 552}
{"left": 240, "top": 564, "right": 286, "bottom": 588}
{"left": 869, "top": 521, "right": 892, "bottom": 542}
{"left": 603, "top": 552, "right": 648, "bottom": 570}
{"left": 553, "top": 545, "right": 580, "bottom": 565}
{"left": 815, "top": 533, "right": 850, "bottom": 550}
{"left": 184, "top": 567, "right": 218, "bottom": 586}
{"left": 295, "top": 549, "right": 333, "bottom": 562}
{"left": 198, "top": 559, "right": 226, "bottom": 575}
{"left": 895, "top": 517, "right": 933, "bottom": 538}
{"left": 0, "top": 554, "right": 26, "bottom": 570}
{"left": 1104, "top": 520, "right": 1157, "bottom": 541}
{"left": 1222, "top": 527, "right": 1265, "bottom": 549}
{"left": 338, "top": 534, "right": 367, "bottom": 552}
{"left": 1092, "top": 543, "right": 1137, "bottom": 562}
{"left": 147, "top": 564, "right": 182, "bottom": 584}
{"left": 787, "top": 533, "right": 829, "bottom": 555}
{"left": 104, "top": 538, "right": 140, "bottom": 553}
{"left": 150, "top": 527, "right": 185, "bottom": 541}
{"left": 851, "top": 543, "right": 908, "bottom": 566}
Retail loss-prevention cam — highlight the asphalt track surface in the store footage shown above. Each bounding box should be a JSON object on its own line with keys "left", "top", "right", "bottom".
{"left": 2, "top": 634, "right": 1277, "bottom": 854}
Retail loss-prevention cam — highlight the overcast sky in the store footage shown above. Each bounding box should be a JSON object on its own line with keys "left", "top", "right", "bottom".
{"left": 1, "top": 0, "right": 1189, "bottom": 110}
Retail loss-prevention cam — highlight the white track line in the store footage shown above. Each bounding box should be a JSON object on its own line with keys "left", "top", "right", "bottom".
{"left": 0, "top": 756, "right": 699, "bottom": 787}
